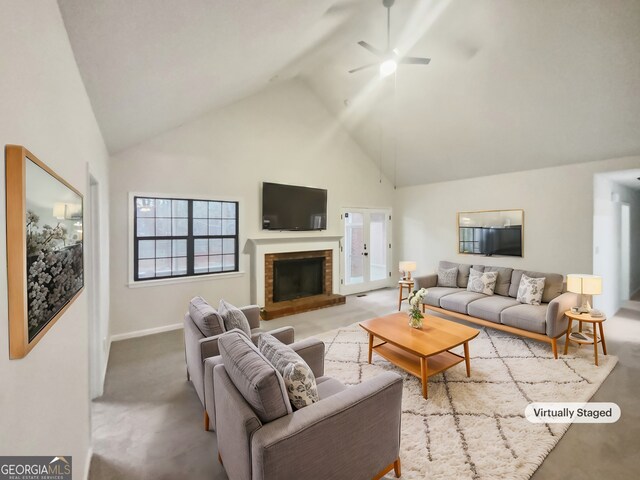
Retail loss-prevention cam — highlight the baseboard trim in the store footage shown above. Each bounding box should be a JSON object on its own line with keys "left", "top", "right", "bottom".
{"left": 111, "top": 323, "right": 183, "bottom": 342}
{"left": 84, "top": 446, "right": 93, "bottom": 480}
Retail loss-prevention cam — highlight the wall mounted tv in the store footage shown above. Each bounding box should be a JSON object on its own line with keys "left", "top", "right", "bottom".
{"left": 458, "top": 209, "right": 524, "bottom": 257}
{"left": 262, "top": 182, "right": 327, "bottom": 231}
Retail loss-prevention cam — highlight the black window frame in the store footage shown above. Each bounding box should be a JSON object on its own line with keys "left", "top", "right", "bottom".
{"left": 133, "top": 195, "right": 239, "bottom": 282}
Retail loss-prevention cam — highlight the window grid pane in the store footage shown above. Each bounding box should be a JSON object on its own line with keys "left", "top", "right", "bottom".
{"left": 134, "top": 196, "right": 238, "bottom": 281}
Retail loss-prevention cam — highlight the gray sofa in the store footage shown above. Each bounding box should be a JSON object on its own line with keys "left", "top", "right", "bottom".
{"left": 184, "top": 297, "right": 294, "bottom": 430}
{"left": 212, "top": 330, "right": 403, "bottom": 480}
{"left": 414, "top": 261, "right": 580, "bottom": 358}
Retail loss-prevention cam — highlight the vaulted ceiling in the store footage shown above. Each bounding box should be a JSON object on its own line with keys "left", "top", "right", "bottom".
{"left": 58, "top": 0, "right": 640, "bottom": 186}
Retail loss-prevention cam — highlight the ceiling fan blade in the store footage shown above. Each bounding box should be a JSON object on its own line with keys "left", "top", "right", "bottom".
{"left": 400, "top": 57, "right": 431, "bottom": 65}
{"left": 348, "top": 63, "right": 378, "bottom": 74}
{"left": 358, "top": 41, "right": 384, "bottom": 57}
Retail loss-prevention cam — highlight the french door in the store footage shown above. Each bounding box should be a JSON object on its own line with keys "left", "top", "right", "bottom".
{"left": 340, "top": 208, "right": 392, "bottom": 295}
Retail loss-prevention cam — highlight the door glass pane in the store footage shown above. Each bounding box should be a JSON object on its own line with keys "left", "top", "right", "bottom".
{"left": 345, "top": 212, "right": 364, "bottom": 285}
{"left": 369, "top": 212, "right": 387, "bottom": 281}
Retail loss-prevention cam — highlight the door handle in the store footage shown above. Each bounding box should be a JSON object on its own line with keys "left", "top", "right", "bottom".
{"left": 363, "top": 252, "right": 369, "bottom": 256}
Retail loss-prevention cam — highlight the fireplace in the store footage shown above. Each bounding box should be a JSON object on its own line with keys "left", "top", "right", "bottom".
{"left": 274, "top": 257, "right": 324, "bottom": 302}
{"left": 263, "top": 249, "right": 345, "bottom": 319}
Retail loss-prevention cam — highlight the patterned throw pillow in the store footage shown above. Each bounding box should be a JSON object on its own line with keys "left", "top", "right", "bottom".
{"left": 517, "top": 274, "right": 546, "bottom": 305}
{"left": 258, "top": 333, "right": 319, "bottom": 410}
{"left": 218, "top": 299, "right": 252, "bottom": 337}
{"left": 467, "top": 268, "right": 498, "bottom": 295}
{"left": 437, "top": 267, "right": 458, "bottom": 287}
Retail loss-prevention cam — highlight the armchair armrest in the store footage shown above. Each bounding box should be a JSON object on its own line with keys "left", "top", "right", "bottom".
{"left": 290, "top": 337, "right": 325, "bottom": 378}
{"left": 414, "top": 273, "right": 437, "bottom": 289}
{"left": 546, "top": 292, "right": 580, "bottom": 337}
{"left": 241, "top": 305, "right": 261, "bottom": 329}
{"left": 251, "top": 326, "right": 295, "bottom": 346}
{"left": 199, "top": 334, "right": 223, "bottom": 360}
{"left": 251, "top": 372, "right": 403, "bottom": 480}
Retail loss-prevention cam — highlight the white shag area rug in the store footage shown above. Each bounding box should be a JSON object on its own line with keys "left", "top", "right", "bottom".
{"left": 315, "top": 322, "right": 617, "bottom": 480}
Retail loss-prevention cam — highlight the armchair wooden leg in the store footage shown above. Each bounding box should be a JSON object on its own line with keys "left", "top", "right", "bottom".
{"left": 373, "top": 459, "right": 401, "bottom": 480}
{"left": 204, "top": 410, "right": 209, "bottom": 431}
{"left": 551, "top": 337, "right": 558, "bottom": 359}
{"left": 394, "top": 458, "right": 401, "bottom": 477}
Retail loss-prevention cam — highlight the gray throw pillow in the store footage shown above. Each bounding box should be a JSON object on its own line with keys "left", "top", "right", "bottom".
{"left": 258, "top": 333, "right": 319, "bottom": 410}
{"left": 437, "top": 267, "right": 458, "bottom": 287}
{"left": 189, "top": 296, "right": 225, "bottom": 337}
{"left": 218, "top": 299, "right": 251, "bottom": 337}
{"left": 517, "top": 274, "right": 546, "bottom": 305}
{"left": 467, "top": 268, "right": 498, "bottom": 295}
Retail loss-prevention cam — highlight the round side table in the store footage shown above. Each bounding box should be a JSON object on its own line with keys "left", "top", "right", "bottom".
{"left": 563, "top": 310, "right": 607, "bottom": 366}
{"left": 397, "top": 279, "right": 414, "bottom": 311}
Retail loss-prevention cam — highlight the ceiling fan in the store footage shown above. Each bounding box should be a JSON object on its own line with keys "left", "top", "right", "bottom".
{"left": 349, "top": 0, "right": 431, "bottom": 76}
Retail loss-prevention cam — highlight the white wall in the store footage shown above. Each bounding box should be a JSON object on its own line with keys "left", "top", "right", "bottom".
{"left": 109, "top": 79, "right": 395, "bottom": 336}
{"left": 0, "top": 1, "right": 110, "bottom": 477}
{"left": 593, "top": 174, "right": 640, "bottom": 315}
{"left": 394, "top": 156, "right": 640, "bottom": 299}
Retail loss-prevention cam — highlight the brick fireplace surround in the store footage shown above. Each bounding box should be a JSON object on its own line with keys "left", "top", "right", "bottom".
{"left": 262, "top": 249, "right": 345, "bottom": 319}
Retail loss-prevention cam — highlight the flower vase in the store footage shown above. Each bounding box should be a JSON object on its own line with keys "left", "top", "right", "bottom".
{"left": 408, "top": 309, "right": 423, "bottom": 329}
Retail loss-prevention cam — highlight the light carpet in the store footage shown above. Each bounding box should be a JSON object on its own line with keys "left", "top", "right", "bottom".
{"left": 315, "top": 321, "right": 617, "bottom": 480}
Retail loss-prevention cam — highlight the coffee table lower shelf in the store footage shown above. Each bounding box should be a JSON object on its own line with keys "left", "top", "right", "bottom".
{"left": 372, "top": 342, "right": 465, "bottom": 398}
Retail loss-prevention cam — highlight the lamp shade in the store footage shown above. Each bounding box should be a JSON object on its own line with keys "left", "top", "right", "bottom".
{"left": 399, "top": 261, "right": 417, "bottom": 273}
{"left": 567, "top": 274, "right": 602, "bottom": 295}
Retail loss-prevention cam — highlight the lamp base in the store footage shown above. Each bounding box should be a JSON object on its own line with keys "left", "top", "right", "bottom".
{"left": 578, "top": 294, "right": 592, "bottom": 314}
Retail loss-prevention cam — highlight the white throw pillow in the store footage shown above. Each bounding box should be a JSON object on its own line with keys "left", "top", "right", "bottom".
{"left": 517, "top": 274, "right": 546, "bottom": 305}
{"left": 467, "top": 268, "right": 498, "bottom": 295}
{"left": 258, "top": 333, "right": 319, "bottom": 410}
{"left": 437, "top": 267, "right": 458, "bottom": 287}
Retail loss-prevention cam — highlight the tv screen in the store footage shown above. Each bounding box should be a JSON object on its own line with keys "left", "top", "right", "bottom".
{"left": 262, "top": 182, "right": 327, "bottom": 231}
{"left": 477, "top": 227, "right": 522, "bottom": 257}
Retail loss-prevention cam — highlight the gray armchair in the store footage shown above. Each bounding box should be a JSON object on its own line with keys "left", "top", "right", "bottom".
{"left": 183, "top": 297, "right": 294, "bottom": 430}
{"left": 212, "top": 330, "right": 403, "bottom": 480}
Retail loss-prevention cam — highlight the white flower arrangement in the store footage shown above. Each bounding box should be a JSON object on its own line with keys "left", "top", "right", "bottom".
{"left": 407, "top": 288, "right": 428, "bottom": 328}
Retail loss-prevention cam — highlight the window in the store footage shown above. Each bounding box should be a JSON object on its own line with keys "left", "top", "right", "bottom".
{"left": 133, "top": 196, "right": 238, "bottom": 281}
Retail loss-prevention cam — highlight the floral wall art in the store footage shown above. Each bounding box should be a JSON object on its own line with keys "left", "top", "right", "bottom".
{"left": 6, "top": 145, "right": 84, "bottom": 359}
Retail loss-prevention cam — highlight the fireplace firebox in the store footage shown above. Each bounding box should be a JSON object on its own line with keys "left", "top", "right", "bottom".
{"left": 273, "top": 258, "right": 324, "bottom": 302}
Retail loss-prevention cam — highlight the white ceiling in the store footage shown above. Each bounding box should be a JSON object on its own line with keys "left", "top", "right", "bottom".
{"left": 58, "top": 0, "right": 640, "bottom": 186}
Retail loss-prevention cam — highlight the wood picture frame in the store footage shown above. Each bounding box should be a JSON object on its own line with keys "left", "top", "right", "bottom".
{"left": 6, "top": 145, "right": 84, "bottom": 359}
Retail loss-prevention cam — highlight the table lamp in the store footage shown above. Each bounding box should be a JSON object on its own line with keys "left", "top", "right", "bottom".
{"left": 399, "top": 261, "right": 417, "bottom": 280}
{"left": 567, "top": 274, "right": 602, "bottom": 313}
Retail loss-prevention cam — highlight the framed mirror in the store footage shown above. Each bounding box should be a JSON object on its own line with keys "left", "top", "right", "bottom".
{"left": 457, "top": 209, "right": 524, "bottom": 257}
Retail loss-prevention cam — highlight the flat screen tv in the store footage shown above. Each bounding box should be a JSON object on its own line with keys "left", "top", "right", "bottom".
{"left": 262, "top": 182, "right": 327, "bottom": 231}
{"left": 460, "top": 226, "right": 522, "bottom": 257}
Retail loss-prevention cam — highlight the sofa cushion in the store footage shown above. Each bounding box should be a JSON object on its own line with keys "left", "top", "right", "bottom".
{"left": 439, "top": 261, "right": 472, "bottom": 288}
{"left": 440, "top": 291, "right": 487, "bottom": 314}
{"left": 315, "top": 376, "right": 347, "bottom": 400}
{"left": 509, "top": 270, "right": 564, "bottom": 303}
{"left": 517, "top": 274, "right": 546, "bottom": 306}
{"left": 189, "top": 296, "right": 225, "bottom": 337}
{"left": 218, "top": 330, "right": 292, "bottom": 423}
{"left": 258, "top": 333, "right": 319, "bottom": 410}
{"left": 218, "top": 299, "right": 252, "bottom": 337}
{"left": 483, "top": 266, "right": 514, "bottom": 296}
{"left": 437, "top": 266, "right": 458, "bottom": 287}
{"left": 467, "top": 296, "right": 521, "bottom": 323}
{"left": 422, "top": 287, "right": 462, "bottom": 307}
{"left": 467, "top": 268, "right": 498, "bottom": 295}
{"left": 500, "top": 304, "right": 547, "bottom": 334}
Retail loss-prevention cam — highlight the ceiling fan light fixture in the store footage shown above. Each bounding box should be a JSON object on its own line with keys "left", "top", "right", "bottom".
{"left": 380, "top": 59, "right": 397, "bottom": 77}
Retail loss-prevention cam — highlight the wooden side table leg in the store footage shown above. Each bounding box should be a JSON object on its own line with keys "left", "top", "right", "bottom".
{"left": 598, "top": 322, "right": 607, "bottom": 355}
{"left": 420, "top": 357, "right": 428, "bottom": 399}
{"left": 398, "top": 285, "right": 403, "bottom": 311}
{"left": 593, "top": 332, "right": 599, "bottom": 367}
{"left": 579, "top": 320, "right": 583, "bottom": 332}
{"left": 463, "top": 341, "right": 471, "bottom": 377}
{"left": 368, "top": 333, "right": 373, "bottom": 364}
{"left": 563, "top": 318, "right": 573, "bottom": 355}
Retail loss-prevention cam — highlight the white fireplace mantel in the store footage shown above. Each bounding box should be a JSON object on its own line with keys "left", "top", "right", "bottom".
{"left": 247, "top": 236, "right": 343, "bottom": 306}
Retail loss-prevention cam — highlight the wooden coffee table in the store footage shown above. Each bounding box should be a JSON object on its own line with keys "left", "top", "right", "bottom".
{"left": 359, "top": 312, "right": 479, "bottom": 399}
